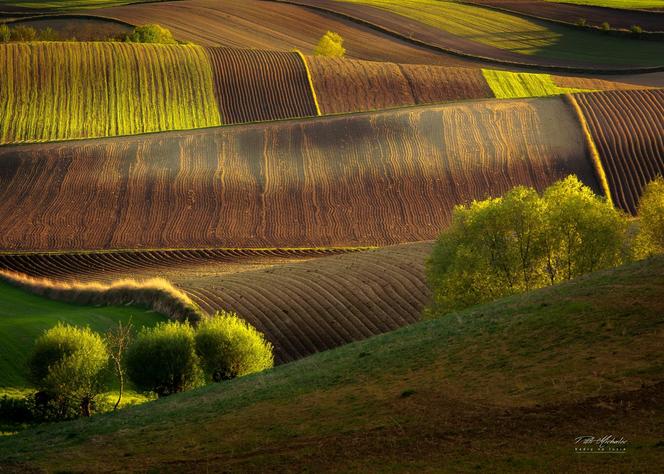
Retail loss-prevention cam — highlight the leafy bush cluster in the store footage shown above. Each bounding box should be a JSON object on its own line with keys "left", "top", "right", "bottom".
{"left": 314, "top": 31, "right": 345, "bottom": 58}
{"left": 1, "top": 313, "right": 272, "bottom": 424}
{"left": 0, "top": 23, "right": 178, "bottom": 44}
{"left": 427, "top": 176, "right": 664, "bottom": 315}
{"left": 125, "top": 24, "right": 177, "bottom": 44}
{"left": 0, "top": 25, "right": 60, "bottom": 42}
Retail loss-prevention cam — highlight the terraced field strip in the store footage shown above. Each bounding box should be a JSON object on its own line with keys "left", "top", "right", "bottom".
{"left": 483, "top": 69, "right": 592, "bottom": 98}
{"left": 90, "top": 0, "right": 476, "bottom": 67}
{"left": 550, "top": 75, "right": 653, "bottom": 91}
{"left": 206, "top": 48, "right": 318, "bottom": 124}
{"left": 399, "top": 64, "right": 494, "bottom": 103}
{"left": 0, "top": 42, "right": 221, "bottom": 145}
{"left": 571, "top": 89, "right": 664, "bottom": 214}
{"left": 0, "top": 97, "right": 597, "bottom": 252}
{"left": 466, "top": 0, "right": 664, "bottom": 32}
{"left": 289, "top": 0, "right": 664, "bottom": 68}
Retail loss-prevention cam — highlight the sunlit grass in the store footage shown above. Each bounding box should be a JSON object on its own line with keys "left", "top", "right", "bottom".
{"left": 482, "top": 69, "right": 593, "bottom": 98}
{"left": 339, "top": 0, "right": 664, "bottom": 66}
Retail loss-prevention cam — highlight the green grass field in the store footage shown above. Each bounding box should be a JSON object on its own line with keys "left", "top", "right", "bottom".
{"left": 482, "top": 69, "right": 592, "bottom": 98}
{"left": 0, "top": 42, "right": 221, "bottom": 144}
{"left": 0, "top": 0, "right": 158, "bottom": 10}
{"left": 0, "top": 281, "right": 165, "bottom": 390}
{"left": 1, "top": 256, "right": 662, "bottom": 471}
{"left": 547, "top": 0, "right": 664, "bottom": 9}
{"left": 340, "top": 0, "right": 664, "bottom": 66}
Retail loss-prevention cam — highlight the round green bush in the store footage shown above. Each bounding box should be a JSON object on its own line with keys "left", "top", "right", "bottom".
{"left": 126, "top": 321, "right": 202, "bottom": 397}
{"left": 28, "top": 323, "right": 109, "bottom": 417}
{"left": 195, "top": 312, "right": 274, "bottom": 382}
{"left": 126, "top": 24, "right": 177, "bottom": 44}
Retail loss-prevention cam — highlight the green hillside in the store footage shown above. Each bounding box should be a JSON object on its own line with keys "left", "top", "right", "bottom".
{"left": 0, "top": 281, "right": 166, "bottom": 392}
{"left": 1, "top": 256, "right": 663, "bottom": 472}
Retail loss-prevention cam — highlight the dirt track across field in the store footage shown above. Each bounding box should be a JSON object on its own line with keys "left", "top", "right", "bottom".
{"left": 0, "top": 97, "right": 595, "bottom": 252}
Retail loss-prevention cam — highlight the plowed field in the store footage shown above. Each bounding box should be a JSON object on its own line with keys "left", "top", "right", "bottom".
{"left": 0, "top": 42, "right": 220, "bottom": 145}
{"left": 90, "top": 0, "right": 476, "bottom": 67}
{"left": 206, "top": 48, "right": 318, "bottom": 124}
{"left": 0, "top": 244, "right": 432, "bottom": 363}
{"left": 0, "top": 97, "right": 596, "bottom": 252}
{"left": 572, "top": 89, "right": 664, "bottom": 214}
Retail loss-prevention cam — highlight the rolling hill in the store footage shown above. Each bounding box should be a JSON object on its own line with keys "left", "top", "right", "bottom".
{"left": 0, "top": 96, "right": 598, "bottom": 251}
{"left": 1, "top": 255, "right": 662, "bottom": 471}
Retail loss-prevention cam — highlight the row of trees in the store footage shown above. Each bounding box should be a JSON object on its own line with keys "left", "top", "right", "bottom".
{"left": 426, "top": 176, "right": 664, "bottom": 315}
{"left": 26, "top": 313, "right": 273, "bottom": 420}
{"left": 0, "top": 23, "right": 178, "bottom": 44}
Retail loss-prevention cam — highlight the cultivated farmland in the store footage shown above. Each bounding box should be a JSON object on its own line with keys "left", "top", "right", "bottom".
{"left": 0, "top": 42, "right": 220, "bottom": 144}
{"left": 0, "top": 97, "right": 597, "bottom": 252}
{"left": 571, "top": 89, "right": 664, "bottom": 214}
{"left": 206, "top": 48, "right": 318, "bottom": 124}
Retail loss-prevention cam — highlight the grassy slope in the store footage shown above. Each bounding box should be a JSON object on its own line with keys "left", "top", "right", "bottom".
{"left": 482, "top": 69, "right": 592, "bottom": 98}
{"left": 0, "top": 282, "right": 165, "bottom": 390}
{"left": 0, "top": 42, "right": 220, "bottom": 144}
{"left": 548, "top": 0, "right": 664, "bottom": 9}
{"left": 340, "top": 0, "right": 664, "bottom": 66}
{"left": 1, "top": 256, "right": 663, "bottom": 471}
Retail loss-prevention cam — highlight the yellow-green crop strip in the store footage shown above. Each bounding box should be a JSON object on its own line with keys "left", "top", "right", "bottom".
{"left": 482, "top": 69, "right": 593, "bottom": 99}
{"left": 0, "top": 42, "right": 221, "bottom": 145}
{"left": 338, "top": 0, "right": 664, "bottom": 66}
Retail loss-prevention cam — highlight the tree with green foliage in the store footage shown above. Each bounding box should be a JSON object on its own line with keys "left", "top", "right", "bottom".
{"left": 314, "top": 31, "right": 345, "bottom": 58}
{"left": 634, "top": 177, "right": 664, "bottom": 259}
{"left": 195, "top": 312, "right": 274, "bottom": 382}
{"left": 106, "top": 320, "right": 133, "bottom": 411}
{"left": 10, "top": 25, "right": 37, "bottom": 42}
{"left": 427, "top": 176, "right": 627, "bottom": 315}
{"left": 126, "top": 321, "right": 202, "bottom": 397}
{"left": 125, "top": 24, "right": 176, "bottom": 44}
{"left": 28, "top": 323, "right": 109, "bottom": 418}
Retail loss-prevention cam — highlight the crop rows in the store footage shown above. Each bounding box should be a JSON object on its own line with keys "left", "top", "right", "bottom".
{"left": 572, "top": 89, "right": 664, "bottom": 214}
{"left": 0, "top": 42, "right": 221, "bottom": 144}
{"left": 0, "top": 243, "right": 433, "bottom": 363}
{"left": 206, "top": 48, "right": 318, "bottom": 124}
{"left": 0, "top": 97, "right": 597, "bottom": 252}
{"left": 482, "top": 70, "right": 591, "bottom": 99}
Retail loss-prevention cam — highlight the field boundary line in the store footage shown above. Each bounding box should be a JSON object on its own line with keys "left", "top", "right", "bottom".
{"left": 266, "top": 0, "right": 664, "bottom": 73}
{"left": 565, "top": 93, "right": 613, "bottom": 206}
{"left": 294, "top": 50, "right": 322, "bottom": 116}
{"left": 0, "top": 246, "right": 377, "bottom": 256}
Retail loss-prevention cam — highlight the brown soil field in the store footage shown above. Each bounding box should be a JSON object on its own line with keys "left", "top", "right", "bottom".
{"left": 551, "top": 74, "right": 653, "bottom": 90}
{"left": 465, "top": 0, "right": 664, "bottom": 32}
{"left": 572, "top": 89, "right": 664, "bottom": 214}
{"left": 90, "top": 0, "right": 477, "bottom": 67}
{"left": 0, "top": 243, "right": 432, "bottom": 363}
{"left": 206, "top": 48, "right": 318, "bottom": 124}
{"left": 0, "top": 97, "right": 596, "bottom": 252}
{"left": 399, "top": 63, "right": 495, "bottom": 103}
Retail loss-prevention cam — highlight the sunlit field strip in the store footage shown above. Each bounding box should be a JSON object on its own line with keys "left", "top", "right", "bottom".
{"left": 483, "top": 69, "right": 592, "bottom": 98}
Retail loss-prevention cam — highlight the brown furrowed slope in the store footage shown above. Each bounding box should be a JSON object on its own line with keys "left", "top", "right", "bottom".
{"left": 551, "top": 75, "right": 654, "bottom": 91}
{"left": 91, "top": 0, "right": 477, "bottom": 67}
{"left": 0, "top": 244, "right": 432, "bottom": 363}
{"left": 572, "top": 89, "right": 664, "bottom": 214}
{"left": 465, "top": 0, "right": 664, "bottom": 33}
{"left": 399, "top": 64, "right": 494, "bottom": 103}
{"left": 305, "top": 56, "right": 415, "bottom": 114}
{"left": 0, "top": 98, "right": 596, "bottom": 252}
{"left": 206, "top": 48, "right": 318, "bottom": 124}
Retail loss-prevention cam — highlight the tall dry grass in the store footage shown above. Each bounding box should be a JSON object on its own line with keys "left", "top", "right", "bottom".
{"left": 0, "top": 270, "right": 205, "bottom": 322}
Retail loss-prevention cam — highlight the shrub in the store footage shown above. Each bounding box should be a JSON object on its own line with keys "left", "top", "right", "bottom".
{"left": 126, "top": 321, "right": 202, "bottom": 397}
{"left": 634, "top": 177, "right": 664, "bottom": 259}
{"left": 314, "top": 31, "right": 345, "bottom": 58}
{"left": 195, "top": 312, "right": 274, "bottom": 382}
{"left": 0, "top": 395, "right": 33, "bottom": 424}
{"left": 37, "top": 27, "right": 59, "bottom": 41}
{"left": 125, "top": 24, "right": 177, "bottom": 44}
{"left": 28, "top": 323, "right": 110, "bottom": 417}
{"left": 600, "top": 22, "right": 611, "bottom": 31}
{"left": 630, "top": 25, "right": 643, "bottom": 35}
{"left": 0, "top": 24, "right": 10, "bottom": 43}
{"left": 575, "top": 18, "right": 587, "bottom": 27}
{"left": 427, "top": 176, "right": 627, "bottom": 315}
{"left": 10, "top": 25, "right": 37, "bottom": 42}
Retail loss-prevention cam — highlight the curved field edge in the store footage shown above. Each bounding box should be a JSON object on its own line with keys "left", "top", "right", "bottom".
{"left": 271, "top": 0, "right": 664, "bottom": 73}
{"left": 0, "top": 96, "right": 598, "bottom": 251}
{"left": 0, "top": 270, "right": 203, "bottom": 322}
{"left": 1, "top": 255, "right": 663, "bottom": 471}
